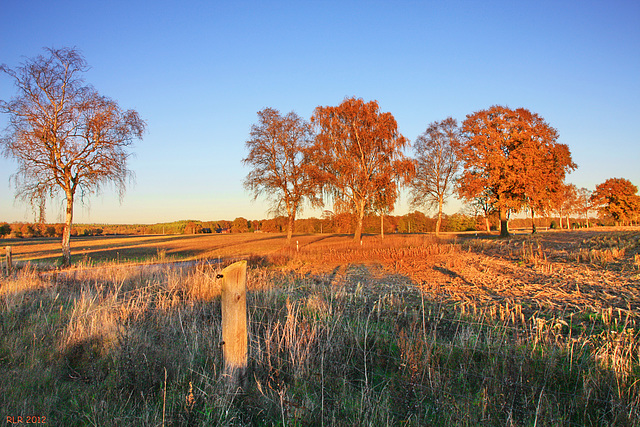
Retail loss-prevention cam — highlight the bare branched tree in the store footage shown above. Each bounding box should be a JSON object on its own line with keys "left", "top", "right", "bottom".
{"left": 0, "top": 47, "right": 146, "bottom": 266}
{"left": 553, "top": 183, "right": 579, "bottom": 230}
{"left": 409, "top": 117, "right": 460, "bottom": 236}
{"left": 576, "top": 187, "right": 592, "bottom": 227}
{"left": 243, "top": 108, "right": 319, "bottom": 243}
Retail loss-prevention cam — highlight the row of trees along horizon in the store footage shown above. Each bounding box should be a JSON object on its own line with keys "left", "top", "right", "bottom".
{"left": 1, "top": 48, "right": 640, "bottom": 264}
{"left": 2, "top": 208, "right": 627, "bottom": 240}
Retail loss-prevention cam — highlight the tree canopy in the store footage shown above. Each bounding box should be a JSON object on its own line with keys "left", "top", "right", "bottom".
{"left": 455, "top": 106, "right": 576, "bottom": 237}
{"left": 590, "top": 178, "right": 640, "bottom": 226}
{"left": 310, "top": 97, "right": 413, "bottom": 242}
{"left": 0, "top": 47, "right": 145, "bottom": 265}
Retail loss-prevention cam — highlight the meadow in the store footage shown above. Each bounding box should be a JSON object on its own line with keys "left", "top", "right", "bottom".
{"left": 1, "top": 229, "right": 639, "bottom": 426}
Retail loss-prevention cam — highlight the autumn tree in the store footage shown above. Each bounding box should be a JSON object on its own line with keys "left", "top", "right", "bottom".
{"left": 553, "top": 183, "right": 579, "bottom": 229}
{"left": 310, "top": 97, "right": 413, "bottom": 242}
{"left": 524, "top": 143, "right": 575, "bottom": 233}
{"left": 576, "top": 187, "right": 592, "bottom": 227}
{"left": 231, "top": 217, "right": 250, "bottom": 233}
{"left": 184, "top": 221, "right": 203, "bottom": 234}
{"left": 243, "top": 108, "right": 318, "bottom": 243}
{"left": 409, "top": 117, "right": 460, "bottom": 236}
{"left": 455, "top": 106, "right": 576, "bottom": 237}
{"left": 590, "top": 178, "right": 640, "bottom": 226}
{"left": 0, "top": 48, "right": 145, "bottom": 266}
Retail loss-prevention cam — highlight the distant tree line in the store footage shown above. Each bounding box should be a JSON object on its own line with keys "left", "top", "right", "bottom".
{"left": 0, "top": 222, "right": 102, "bottom": 238}
{"left": 3, "top": 207, "right": 632, "bottom": 241}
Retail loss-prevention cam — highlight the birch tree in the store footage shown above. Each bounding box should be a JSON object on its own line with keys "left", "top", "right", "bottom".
{"left": 243, "top": 108, "right": 318, "bottom": 243}
{"left": 0, "top": 47, "right": 145, "bottom": 266}
{"left": 409, "top": 117, "right": 460, "bottom": 236}
{"left": 310, "top": 97, "right": 413, "bottom": 242}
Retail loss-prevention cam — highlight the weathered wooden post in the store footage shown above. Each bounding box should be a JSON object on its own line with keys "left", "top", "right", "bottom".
{"left": 218, "top": 260, "right": 248, "bottom": 390}
{"left": 5, "top": 246, "right": 12, "bottom": 275}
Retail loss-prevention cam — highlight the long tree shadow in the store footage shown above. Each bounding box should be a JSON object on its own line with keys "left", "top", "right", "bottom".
{"left": 432, "top": 265, "right": 475, "bottom": 287}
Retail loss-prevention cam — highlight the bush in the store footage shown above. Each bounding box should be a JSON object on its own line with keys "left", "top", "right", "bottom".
{"left": 0, "top": 222, "right": 11, "bottom": 237}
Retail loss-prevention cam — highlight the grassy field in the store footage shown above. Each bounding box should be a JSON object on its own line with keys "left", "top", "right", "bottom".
{"left": 1, "top": 229, "right": 639, "bottom": 425}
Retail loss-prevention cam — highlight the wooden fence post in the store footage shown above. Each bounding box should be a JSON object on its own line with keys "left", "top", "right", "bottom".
{"left": 5, "top": 246, "right": 12, "bottom": 275}
{"left": 218, "top": 260, "right": 248, "bottom": 390}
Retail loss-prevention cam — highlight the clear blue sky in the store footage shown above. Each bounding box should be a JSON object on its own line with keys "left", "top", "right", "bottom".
{"left": 1, "top": 0, "right": 639, "bottom": 224}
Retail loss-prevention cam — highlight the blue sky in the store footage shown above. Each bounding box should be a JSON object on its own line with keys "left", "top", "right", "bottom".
{"left": 1, "top": 0, "right": 639, "bottom": 224}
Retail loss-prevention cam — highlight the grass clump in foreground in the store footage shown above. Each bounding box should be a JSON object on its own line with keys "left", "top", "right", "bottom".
{"left": 1, "top": 252, "right": 639, "bottom": 426}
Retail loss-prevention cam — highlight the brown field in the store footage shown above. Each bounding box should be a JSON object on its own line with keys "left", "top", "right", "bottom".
{"left": 2, "top": 232, "right": 299, "bottom": 264}
{"left": 1, "top": 228, "right": 639, "bottom": 425}
{"left": 3, "top": 228, "right": 640, "bottom": 319}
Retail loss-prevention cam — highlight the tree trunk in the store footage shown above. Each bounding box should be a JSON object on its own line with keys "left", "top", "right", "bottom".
{"left": 485, "top": 216, "right": 491, "bottom": 233}
{"left": 435, "top": 197, "right": 443, "bottom": 236}
{"left": 499, "top": 206, "right": 509, "bottom": 237}
{"left": 354, "top": 200, "right": 365, "bottom": 243}
{"left": 286, "top": 214, "right": 295, "bottom": 244}
{"left": 380, "top": 212, "right": 384, "bottom": 239}
{"left": 61, "top": 191, "right": 74, "bottom": 267}
{"left": 531, "top": 208, "right": 537, "bottom": 234}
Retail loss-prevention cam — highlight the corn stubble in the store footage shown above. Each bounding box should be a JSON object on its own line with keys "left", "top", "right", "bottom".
{"left": 1, "top": 231, "right": 639, "bottom": 425}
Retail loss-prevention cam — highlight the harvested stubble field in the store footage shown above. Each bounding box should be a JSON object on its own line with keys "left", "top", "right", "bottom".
{"left": 1, "top": 229, "right": 639, "bottom": 426}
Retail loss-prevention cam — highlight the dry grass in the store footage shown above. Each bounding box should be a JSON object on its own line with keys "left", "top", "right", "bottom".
{"left": 1, "top": 229, "right": 639, "bottom": 425}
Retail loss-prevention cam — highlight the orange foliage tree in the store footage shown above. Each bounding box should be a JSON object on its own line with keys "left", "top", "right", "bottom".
{"left": 455, "top": 106, "right": 576, "bottom": 237}
{"left": 0, "top": 48, "right": 145, "bottom": 266}
{"left": 310, "top": 97, "right": 414, "bottom": 242}
{"left": 590, "top": 178, "right": 640, "bottom": 226}
{"left": 243, "top": 108, "right": 319, "bottom": 243}
{"left": 409, "top": 117, "right": 460, "bottom": 236}
{"left": 231, "top": 217, "right": 250, "bottom": 233}
{"left": 553, "top": 183, "right": 579, "bottom": 229}
{"left": 525, "top": 143, "right": 575, "bottom": 232}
